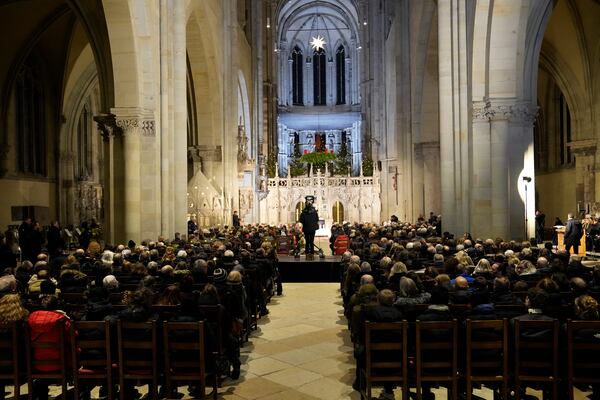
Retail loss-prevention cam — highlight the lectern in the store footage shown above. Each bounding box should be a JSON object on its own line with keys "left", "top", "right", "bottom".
{"left": 555, "top": 226, "right": 586, "bottom": 256}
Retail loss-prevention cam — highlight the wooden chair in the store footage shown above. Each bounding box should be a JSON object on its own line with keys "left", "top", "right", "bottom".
{"left": 163, "top": 321, "right": 217, "bottom": 400}
{"left": 70, "top": 320, "right": 113, "bottom": 400}
{"left": 198, "top": 305, "right": 225, "bottom": 386}
{"left": 25, "top": 320, "right": 69, "bottom": 400}
{"left": 513, "top": 319, "right": 559, "bottom": 400}
{"left": 415, "top": 319, "right": 459, "bottom": 400}
{"left": 117, "top": 320, "right": 159, "bottom": 400}
{"left": 465, "top": 319, "right": 509, "bottom": 400}
{"left": 359, "top": 321, "right": 408, "bottom": 400}
{"left": 0, "top": 322, "right": 24, "bottom": 399}
{"left": 566, "top": 319, "right": 600, "bottom": 400}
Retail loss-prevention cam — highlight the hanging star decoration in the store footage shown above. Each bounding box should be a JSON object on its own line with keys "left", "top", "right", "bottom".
{"left": 310, "top": 35, "right": 326, "bottom": 51}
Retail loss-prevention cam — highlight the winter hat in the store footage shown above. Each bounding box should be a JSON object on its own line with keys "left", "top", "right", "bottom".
{"left": 213, "top": 268, "right": 227, "bottom": 283}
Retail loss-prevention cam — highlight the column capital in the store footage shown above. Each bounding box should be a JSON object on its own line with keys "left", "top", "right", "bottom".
{"left": 94, "top": 113, "right": 122, "bottom": 142}
{"left": 568, "top": 139, "right": 596, "bottom": 157}
{"left": 110, "top": 107, "right": 156, "bottom": 137}
{"left": 480, "top": 99, "right": 538, "bottom": 124}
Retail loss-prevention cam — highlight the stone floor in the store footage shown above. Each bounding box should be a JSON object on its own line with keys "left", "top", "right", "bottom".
{"left": 12, "top": 282, "right": 593, "bottom": 399}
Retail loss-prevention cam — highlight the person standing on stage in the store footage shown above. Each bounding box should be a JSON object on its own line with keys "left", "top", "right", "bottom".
{"left": 232, "top": 210, "right": 241, "bottom": 228}
{"left": 565, "top": 212, "right": 584, "bottom": 254}
{"left": 299, "top": 195, "right": 319, "bottom": 255}
{"left": 535, "top": 210, "right": 545, "bottom": 244}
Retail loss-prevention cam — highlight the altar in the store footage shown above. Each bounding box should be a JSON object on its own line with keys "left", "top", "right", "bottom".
{"left": 257, "top": 167, "right": 381, "bottom": 226}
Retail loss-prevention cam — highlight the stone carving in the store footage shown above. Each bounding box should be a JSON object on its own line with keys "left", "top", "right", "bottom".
{"left": 472, "top": 100, "right": 494, "bottom": 122}
{"left": 237, "top": 123, "right": 249, "bottom": 170}
{"left": 76, "top": 182, "right": 103, "bottom": 224}
{"left": 509, "top": 103, "right": 538, "bottom": 124}
{"left": 94, "top": 114, "right": 122, "bottom": 141}
{"left": 474, "top": 100, "right": 538, "bottom": 124}
{"left": 141, "top": 120, "right": 155, "bottom": 137}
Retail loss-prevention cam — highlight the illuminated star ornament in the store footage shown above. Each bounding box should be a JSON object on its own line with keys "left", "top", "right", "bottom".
{"left": 310, "top": 35, "right": 326, "bottom": 51}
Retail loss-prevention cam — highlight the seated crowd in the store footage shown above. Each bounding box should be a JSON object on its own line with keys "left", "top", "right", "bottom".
{"left": 0, "top": 226, "right": 282, "bottom": 400}
{"left": 337, "top": 220, "right": 600, "bottom": 400}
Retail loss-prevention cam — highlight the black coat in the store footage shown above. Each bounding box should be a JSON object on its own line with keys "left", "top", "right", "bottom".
{"left": 565, "top": 218, "right": 583, "bottom": 245}
{"left": 299, "top": 205, "right": 319, "bottom": 233}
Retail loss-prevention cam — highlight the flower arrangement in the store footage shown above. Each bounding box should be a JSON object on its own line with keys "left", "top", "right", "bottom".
{"left": 299, "top": 149, "right": 337, "bottom": 165}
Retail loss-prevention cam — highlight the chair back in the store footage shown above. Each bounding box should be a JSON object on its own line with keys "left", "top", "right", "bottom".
{"left": 0, "top": 321, "right": 23, "bottom": 398}
{"left": 163, "top": 321, "right": 211, "bottom": 399}
{"left": 116, "top": 320, "right": 158, "bottom": 400}
{"left": 416, "top": 319, "right": 458, "bottom": 400}
{"left": 360, "top": 320, "right": 408, "bottom": 399}
{"left": 25, "top": 318, "right": 69, "bottom": 398}
{"left": 70, "top": 320, "right": 113, "bottom": 399}
{"left": 513, "top": 319, "right": 559, "bottom": 400}
{"left": 465, "top": 319, "right": 509, "bottom": 400}
{"left": 566, "top": 319, "right": 600, "bottom": 400}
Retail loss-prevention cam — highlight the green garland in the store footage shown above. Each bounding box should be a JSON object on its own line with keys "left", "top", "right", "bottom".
{"left": 299, "top": 151, "right": 336, "bottom": 165}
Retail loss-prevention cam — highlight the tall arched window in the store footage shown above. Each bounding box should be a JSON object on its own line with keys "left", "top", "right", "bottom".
{"left": 292, "top": 46, "right": 304, "bottom": 105}
{"left": 558, "top": 92, "right": 572, "bottom": 166}
{"left": 313, "top": 48, "right": 326, "bottom": 105}
{"left": 16, "top": 61, "right": 45, "bottom": 175}
{"left": 76, "top": 101, "right": 93, "bottom": 180}
{"left": 336, "top": 46, "right": 346, "bottom": 105}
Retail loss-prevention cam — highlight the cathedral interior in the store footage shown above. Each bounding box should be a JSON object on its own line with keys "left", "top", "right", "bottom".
{"left": 0, "top": 0, "right": 599, "bottom": 243}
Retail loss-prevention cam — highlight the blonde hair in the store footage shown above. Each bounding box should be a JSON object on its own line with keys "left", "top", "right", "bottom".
{"left": 227, "top": 270, "right": 243, "bottom": 283}
{"left": 87, "top": 241, "right": 102, "bottom": 256}
{"left": 455, "top": 250, "right": 474, "bottom": 267}
{"left": 0, "top": 294, "right": 29, "bottom": 322}
{"left": 474, "top": 258, "right": 491, "bottom": 274}
{"left": 389, "top": 262, "right": 407, "bottom": 278}
{"left": 575, "top": 295, "right": 599, "bottom": 318}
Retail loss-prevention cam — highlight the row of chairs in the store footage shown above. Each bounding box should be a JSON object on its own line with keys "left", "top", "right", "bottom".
{"left": 359, "top": 319, "right": 600, "bottom": 400}
{"left": 0, "top": 319, "right": 216, "bottom": 400}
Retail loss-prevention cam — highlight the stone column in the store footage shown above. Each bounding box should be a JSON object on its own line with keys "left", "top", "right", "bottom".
{"left": 413, "top": 144, "right": 425, "bottom": 218}
{"left": 305, "top": 58, "right": 313, "bottom": 106}
{"left": 288, "top": 57, "right": 294, "bottom": 106}
{"left": 0, "top": 145, "right": 9, "bottom": 178}
{"left": 471, "top": 101, "right": 494, "bottom": 238}
{"left": 345, "top": 56, "right": 351, "bottom": 105}
{"left": 437, "top": 0, "right": 471, "bottom": 236}
{"left": 94, "top": 113, "right": 123, "bottom": 244}
{"left": 570, "top": 140, "right": 597, "bottom": 213}
{"left": 421, "top": 142, "right": 441, "bottom": 216}
{"left": 58, "top": 150, "right": 75, "bottom": 225}
{"left": 327, "top": 58, "right": 335, "bottom": 106}
{"left": 488, "top": 101, "right": 511, "bottom": 239}
{"left": 105, "top": 109, "right": 158, "bottom": 243}
{"left": 173, "top": 0, "right": 187, "bottom": 237}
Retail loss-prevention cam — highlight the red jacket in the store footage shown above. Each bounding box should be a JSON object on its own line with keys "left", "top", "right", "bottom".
{"left": 28, "top": 310, "right": 71, "bottom": 372}
{"left": 334, "top": 234, "right": 350, "bottom": 255}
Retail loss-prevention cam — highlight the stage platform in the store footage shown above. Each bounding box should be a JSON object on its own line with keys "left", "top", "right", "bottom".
{"left": 278, "top": 255, "right": 342, "bottom": 283}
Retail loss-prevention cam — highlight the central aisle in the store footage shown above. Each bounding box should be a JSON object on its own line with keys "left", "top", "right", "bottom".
{"left": 221, "top": 283, "right": 359, "bottom": 400}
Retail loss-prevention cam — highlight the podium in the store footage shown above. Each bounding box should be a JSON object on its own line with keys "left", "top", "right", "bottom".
{"left": 555, "top": 226, "right": 586, "bottom": 256}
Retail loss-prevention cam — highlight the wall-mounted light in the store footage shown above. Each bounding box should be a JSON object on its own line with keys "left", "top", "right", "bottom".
{"left": 266, "top": 17, "right": 271, "bottom": 29}
{"left": 363, "top": 20, "right": 367, "bottom": 26}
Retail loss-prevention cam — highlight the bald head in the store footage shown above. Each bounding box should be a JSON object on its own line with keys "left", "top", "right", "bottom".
{"left": 455, "top": 276, "right": 469, "bottom": 289}
{"left": 360, "top": 274, "right": 374, "bottom": 286}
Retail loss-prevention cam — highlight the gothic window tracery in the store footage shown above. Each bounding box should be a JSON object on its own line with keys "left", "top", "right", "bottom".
{"left": 16, "top": 60, "right": 46, "bottom": 176}
{"left": 76, "top": 101, "right": 93, "bottom": 180}
{"left": 313, "top": 48, "right": 326, "bottom": 105}
{"left": 292, "top": 46, "right": 304, "bottom": 105}
{"left": 336, "top": 45, "right": 346, "bottom": 105}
